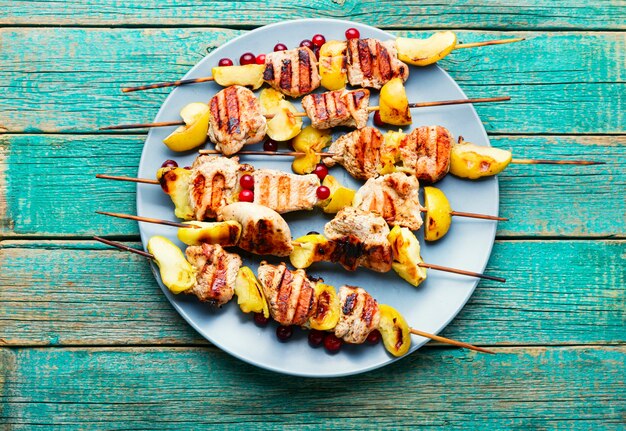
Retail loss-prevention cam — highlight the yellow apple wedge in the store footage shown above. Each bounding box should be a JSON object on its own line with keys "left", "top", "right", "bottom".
{"left": 396, "top": 31, "right": 457, "bottom": 66}
{"left": 162, "top": 102, "right": 210, "bottom": 152}
{"left": 211, "top": 64, "right": 265, "bottom": 90}
{"left": 379, "top": 78, "right": 412, "bottom": 126}
{"left": 378, "top": 304, "right": 411, "bottom": 357}
{"left": 450, "top": 139, "right": 513, "bottom": 179}
{"left": 147, "top": 236, "right": 195, "bottom": 294}
{"left": 423, "top": 187, "right": 452, "bottom": 242}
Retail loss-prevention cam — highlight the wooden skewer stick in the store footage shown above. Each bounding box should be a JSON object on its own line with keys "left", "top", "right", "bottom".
{"left": 122, "top": 76, "right": 215, "bottom": 93}
{"left": 93, "top": 235, "right": 494, "bottom": 354}
{"left": 418, "top": 262, "right": 505, "bottom": 283}
{"left": 95, "top": 174, "right": 159, "bottom": 185}
{"left": 96, "top": 211, "right": 199, "bottom": 229}
{"left": 446, "top": 210, "right": 507, "bottom": 221}
{"left": 409, "top": 328, "right": 495, "bottom": 354}
{"left": 454, "top": 37, "right": 525, "bottom": 50}
{"left": 511, "top": 158, "right": 605, "bottom": 166}
{"left": 100, "top": 96, "right": 511, "bottom": 131}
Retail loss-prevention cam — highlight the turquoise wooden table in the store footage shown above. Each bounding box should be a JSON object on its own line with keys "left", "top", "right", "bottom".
{"left": 1, "top": 2, "right": 624, "bottom": 429}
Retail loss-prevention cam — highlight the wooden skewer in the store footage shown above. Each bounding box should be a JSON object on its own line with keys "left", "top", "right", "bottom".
{"left": 99, "top": 212, "right": 505, "bottom": 283}
{"left": 93, "top": 235, "right": 494, "bottom": 354}
{"left": 511, "top": 158, "right": 605, "bottom": 166}
{"left": 409, "top": 328, "right": 495, "bottom": 354}
{"left": 100, "top": 96, "right": 511, "bottom": 131}
{"left": 454, "top": 37, "right": 525, "bottom": 50}
{"left": 95, "top": 174, "right": 159, "bottom": 185}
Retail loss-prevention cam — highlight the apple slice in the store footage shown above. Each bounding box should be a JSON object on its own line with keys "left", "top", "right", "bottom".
{"left": 396, "top": 31, "right": 457, "bottom": 66}
{"left": 162, "top": 102, "right": 210, "bottom": 152}
{"left": 211, "top": 64, "right": 265, "bottom": 90}
{"left": 379, "top": 78, "right": 412, "bottom": 126}
{"left": 147, "top": 236, "right": 195, "bottom": 294}
{"left": 423, "top": 186, "right": 452, "bottom": 242}
{"left": 378, "top": 304, "right": 411, "bottom": 357}
{"left": 266, "top": 99, "right": 303, "bottom": 141}
{"left": 450, "top": 140, "right": 513, "bottom": 179}
{"left": 177, "top": 220, "right": 241, "bottom": 247}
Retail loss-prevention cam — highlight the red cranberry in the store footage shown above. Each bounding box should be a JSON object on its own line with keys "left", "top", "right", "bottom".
{"left": 373, "top": 111, "right": 385, "bottom": 127}
{"left": 324, "top": 333, "right": 342, "bottom": 353}
{"left": 161, "top": 159, "right": 178, "bottom": 168}
{"left": 312, "top": 34, "right": 326, "bottom": 47}
{"left": 306, "top": 231, "right": 320, "bottom": 235}
{"left": 316, "top": 185, "right": 331, "bottom": 200}
{"left": 313, "top": 163, "right": 328, "bottom": 180}
{"left": 239, "top": 52, "right": 256, "bottom": 65}
{"left": 255, "top": 54, "right": 266, "bottom": 65}
{"left": 254, "top": 313, "right": 269, "bottom": 326}
{"left": 183, "top": 166, "right": 191, "bottom": 170}
{"left": 239, "top": 174, "right": 254, "bottom": 190}
{"left": 239, "top": 189, "right": 254, "bottom": 202}
{"left": 276, "top": 325, "right": 293, "bottom": 341}
{"left": 308, "top": 330, "right": 325, "bottom": 347}
{"left": 263, "top": 139, "right": 278, "bottom": 152}
{"left": 366, "top": 329, "right": 381, "bottom": 345}
{"left": 274, "top": 43, "right": 288, "bottom": 52}
{"left": 218, "top": 58, "right": 234, "bottom": 67}
{"left": 345, "top": 28, "right": 360, "bottom": 40}
{"left": 300, "top": 39, "right": 313, "bottom": 49}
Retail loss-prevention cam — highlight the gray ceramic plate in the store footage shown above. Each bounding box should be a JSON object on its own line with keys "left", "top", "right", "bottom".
{"left": 136, "top": 19, "right": 498, "bottom": 377}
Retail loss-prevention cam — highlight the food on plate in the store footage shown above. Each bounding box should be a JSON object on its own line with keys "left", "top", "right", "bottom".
{"left": 211, "top": 64, "right": 265, "bottom": 90}
{"left": 262, "top": 46, "right": 321, "bottom": 97}
{"left": 422, "top": 186, "right": 452, "bottom": 242}
{"left": 258, "top": 88, "right": 285, "bottom": 115}
{"left": 317, "top": 174, "right": 356, "bottom": 214}
{"left": 177, "top": 220, "right": 242, "bottom": 247}
{"left": 334, "top": 285, "right": 381, "bottom": 344}
{"left": 396, "top": 31, "right": 457, "bottom": 67}
{"left": 319, "top": 40, "right": 348, "bottom": 90}
{"left": 147, "top": 236, "right": 195, "bottom": 294}
{"left": 291, "top": 126, "right": 332, "bottom": 174}
{"left": 450, "top": 137, "right": 513, "bottom": 179}
{"left": 235, "top": 266, "right": 270, "bottom": 317}
{"left": 301, "top": 89, "right": 370, "bottom": 129}
{"left": 345, "top": 38, "right": 409, "bottom": 89}
{"left": 208, "top": 85, "right": 267, "bottom": 155}
{"left": 398, "top": 125, "right": 453, "bottom": 183}
{"left": 388, "top": 225, "right": 427, "bottom": 286}
{"left": 378, "top": 303, "right": 411, "bottom": 356}
{"left": 156, "top": 167, "right": 195, "bottom": 220}
{"left": 378, "top": 78, "right": 412, "bottom": 126}
{"left": 266, "top": 99, "right": 303, "bottom": 141}
{"left": 162, "top": 102, "right": 211, "bottom": 152}
{"left": 323, "top": 127, "right": 387, "bottom": 180}
{"left": 185, "top": 243, "right": 242, "bottom": 306}
{"left": 308, "top": 283, "right": 341, "bottom": 331}
{"left": 250, "top": 168, "right": 320, "bottom": 213}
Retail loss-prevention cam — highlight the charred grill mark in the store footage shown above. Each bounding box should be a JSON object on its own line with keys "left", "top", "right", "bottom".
{"left": 330, "top": 236, "right": 366, "bottom": 271}
{"left": 316, "top": 291, "right": 331, "bottom": 321}
{"left": 342, "top": 292, "right": 358, "bottom": 315}
{"left": 355, "top": 129, "right": 367, "bottom": 177}
{"left": 159, "top": 169, "right": 177, "bottom": 194}
{"left": 357, "top": 39, "right": 373, "bottom": 80}
{"left": 333, "top": 91, "right": 348, "bottom": 119}
{"left": 293, "top": 279, "right": 313, "bottom": 325}
{"left": 191, "top": 174, "right": 206, "bottom": 217}
{"left": 383, "top": 190, "right": 396, "bottom": 222}
{"left": 298, "top": 48, "right": 312, "bottom": 94}
{"left": 224, "top": 87, "right": 241, "bottom": 134}
{"left": 313, "top": 94, "right": 329, "bottom": 122}
{"left": 352, "top": 89, "right": 366, "bottom": 106}
{"left": 263, "top": 63, "right": 275, "bottom": 81}
{"left": 209, "top": 96, "right": 222, "bottom": 131}
{"left": 279, "top": 59, "right": 292, "bottom": 91}
{"left": 211, "top": 251, "right": 227, "bottom": 303}
{"left": 361, "top": 295, "right": 377, "bottom": 327}
{"left": 278, "top": 175, "right": 290, "bottom": 211}
{"left": 254, "top": 219, "right": 272, "bottom": 255}
{"left": 276, "top": 269, "right": 294, "bottom": 323}
{"left": 376, "top": 41, "right": 392, "bottom": 82}
{"left": 210, "top": 173, "right": 225, "bottom": 217}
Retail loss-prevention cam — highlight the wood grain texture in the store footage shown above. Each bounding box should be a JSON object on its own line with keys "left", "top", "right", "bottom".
{"left": 0, "top": 240, "right": 623, "bottom": 346}
{"left": 2, "top": 1, "right": 625, "bottom": 30}
{"left": 1, "top": 134, "right": 623, "bottom": 237}
{"left": 1, "top": 346, "right": 624, "bottom": 429}
{"left": 1, "top": 28, "right": 624, "bottom": 134}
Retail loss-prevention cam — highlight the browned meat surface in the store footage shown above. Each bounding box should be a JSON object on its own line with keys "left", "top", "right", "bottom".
{"left": 346, "top": 39, "right": 409, "bottom": 89}
{"left": 301, "top": 89, "right": 370, "bottom": 129}
{"left": 188, "top": 155, "right": 254, "bottom": 220}
{"left": 217, "top": 202, "right": 293, "bottom": 257}
{"left": 263, "top": 47, "right": 321, "bottom": 98}
{"left": 185, "top": 243, "right": 241, "bottom": 306}
{"left": 334, "top": 285, "right": 380, "bottom": 344}
{"left": 323, "top": 127, "right": 385, "bottom": 180}
{"left": 208, "top": 85, "right": 267, "bottom": 155}
{"left": 257, "top": 262, "right": 316, "bottom": 326}
{"left": 324, "top": 207, "right": 393, "bottom": 273}
{"left": 399, "top": 125, "right": 452, "bottom": 183}
{"left": 353, "top": 172, "right": 424, "bottom": 230}
{"left": 252, "top": 169, "right": 320, "bottom": 213}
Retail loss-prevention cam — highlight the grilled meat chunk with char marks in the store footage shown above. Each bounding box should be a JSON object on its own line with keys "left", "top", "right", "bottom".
{"left": 185, "top": 243, "right": 242, "bottom": 306}
{"left": 263, "top": 47, "right": 321, "bottom": 98}
{"left": 334, "top": 285, "right": 380, "bottom": 344}
{"left": 324, "top": 207, "right": 393, "bottom": 273}
{"left": 346, "top": 39, "right": 409, "bottom": 89}
{"left": 189, "top": 155, "right": 254, "bottom": 220}
{"left": 252, "top": 169, "right": 320, "bottom": 214}
{"left": 301, "top": 89, "right": 370, "bottom": 130}
{"left": 208, "top": 85, "right": 267, "bottom": 155}
{"left": 399, "top": 125, "right": 453, "bottom": 183}
{"left": 217, "top": 202, "right": 293, "bottom": 257}
{"left": 257, "top": 262, "right": 316, "bottom": 326}
{"left": 323, "top": 127, "right": 385, "bottom": 180}
{"left": 354, "top": 173, "right": 424, "bottom": 230}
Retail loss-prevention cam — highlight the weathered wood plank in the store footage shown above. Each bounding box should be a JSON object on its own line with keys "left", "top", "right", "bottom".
{"left": 1, "top": 346, "right": 624, "bottom": 429}
{"left": 1, "top": 134, "right": 623, "bottom": 237}
{"left": 2, "top": 1, "right": 624, "bottom": 30}
{"left": 1, "top": 28, "right": 623, "bottom": 134}
{"left": 0, "top": 240, "right": 623, "bottom": 346}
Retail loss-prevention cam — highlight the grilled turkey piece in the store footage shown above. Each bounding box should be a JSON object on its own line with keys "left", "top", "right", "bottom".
{"left": 257, "top": 262, "right": 316, "bottom": 326}
{"left": 354, "top": 172, "right": 424, "bottom": 230}
{"left": 185, "top": 243, "right": 242, "bottom": 306}
{"left": 334, "top": 285, "right": 381, "bottom": 344}
{"left": 252, "top": 169, "right": 320, "bottom": 214}
{"left": 301, "top": 89, "right": 370, "bottom": 130}
{"left": 323, "top": 127, "right": 385, "bottom": 180}
{"left": 208, "top": 85, "right": 267, "bottom": 156}
{"left": 399, "top": 125, "right": 452, "bottom": 183}
{"left": 346, "top": 39, "right": 409, "bottom": 89}
{"left": 324, "top": 207, "right": 393, "bottom": 273}
{"left": 188, "top": 155, "right": 254, "bottom": 220}
{"left": 217, "top": 202, "right": 293, "bottom": 257}
{"left": 263, "top": 47, "right": 321, "bottom": 98}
